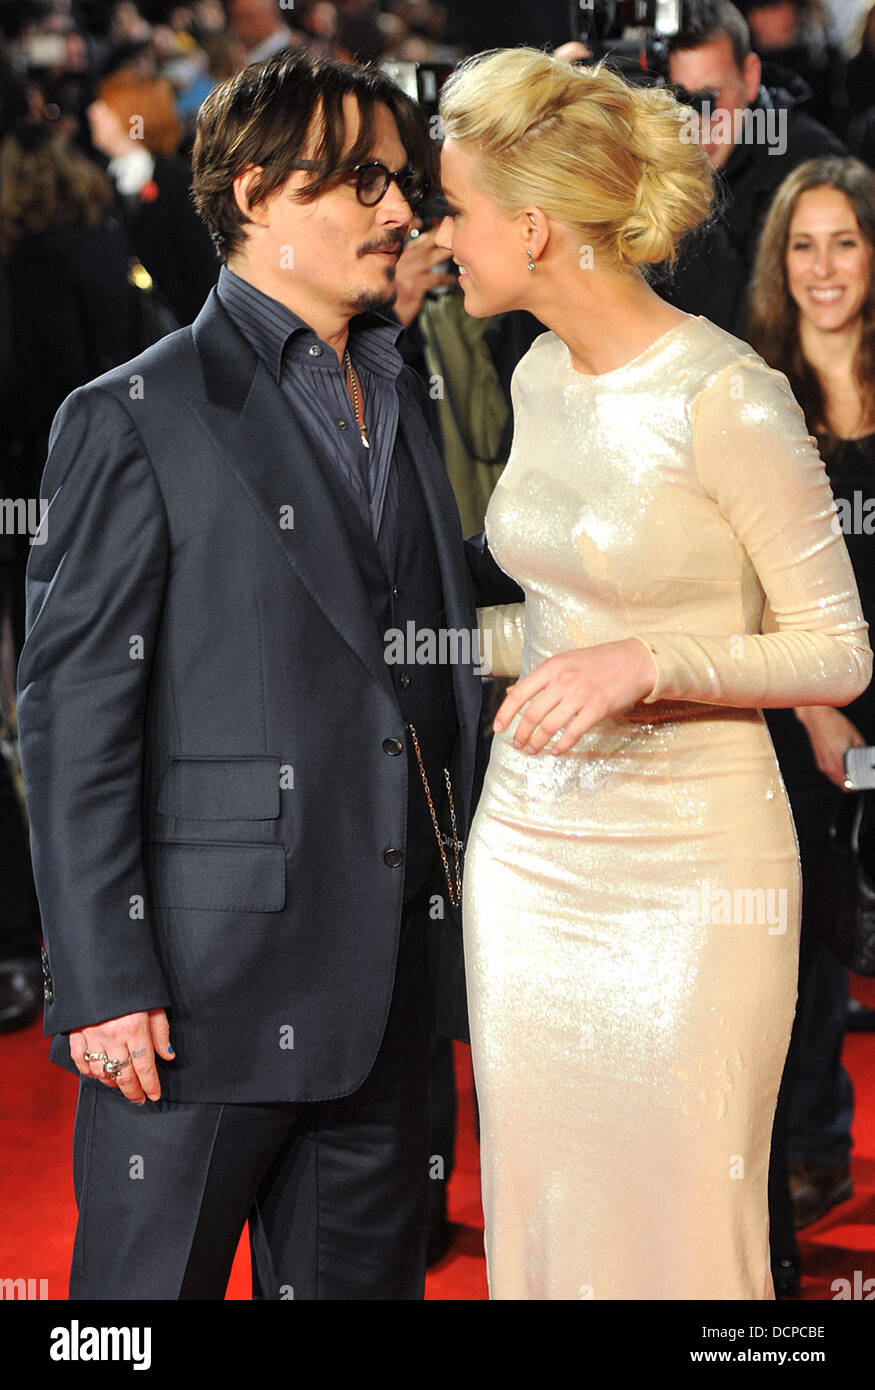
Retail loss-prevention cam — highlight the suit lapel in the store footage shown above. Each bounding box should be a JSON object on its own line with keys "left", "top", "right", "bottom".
{"left": 189, "top": 290, "right": 395, "bottom": 700}
{"left": 188, "top": 289, "right": 481, "bottom": 820}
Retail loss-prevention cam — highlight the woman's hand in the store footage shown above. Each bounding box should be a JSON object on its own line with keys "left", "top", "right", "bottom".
{"left": 795, "top": 705, "right": 867, "bottom": 789}
{"left": 493, "top": 638, "right": 659, "bottom": 754}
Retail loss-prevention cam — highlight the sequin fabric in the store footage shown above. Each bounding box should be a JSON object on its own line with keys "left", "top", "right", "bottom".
{"left": 465, "top": 315, "right": 872, "bottom": 1300}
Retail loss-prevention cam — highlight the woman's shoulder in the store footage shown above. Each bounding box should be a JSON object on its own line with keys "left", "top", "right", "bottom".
{"left": 682, "top": 316, "right": 764, "bottom": 378}
{"left": 682, "top": 316, "right": 799, "bottom": 413}
{"left": 507, "top": 329, "right": 565, "bottom": 403}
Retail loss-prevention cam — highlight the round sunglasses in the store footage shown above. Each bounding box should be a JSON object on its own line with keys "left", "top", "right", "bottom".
{"left": 286, "top": 158, "right": 424, "bottom": 210}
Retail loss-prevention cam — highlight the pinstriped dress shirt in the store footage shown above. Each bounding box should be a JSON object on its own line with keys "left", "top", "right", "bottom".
{"left": 216, "top": 263, "right": 403, "bottom": 553}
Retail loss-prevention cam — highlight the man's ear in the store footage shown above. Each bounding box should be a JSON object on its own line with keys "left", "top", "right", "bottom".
{"left": 232, "top": 165, "right": 271, "bottom": 226}
{"left": 742, "top": 51, "right": 761, "bottom": 105}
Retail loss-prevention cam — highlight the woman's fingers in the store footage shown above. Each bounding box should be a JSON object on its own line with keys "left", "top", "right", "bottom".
{"left": 511, "top": 689, "right": 567, "bottom": 750}
{"left": 494, "top": 671, "right": 546, "bottom": 731}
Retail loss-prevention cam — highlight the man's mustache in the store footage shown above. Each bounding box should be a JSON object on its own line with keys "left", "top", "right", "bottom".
{"left": 358, "top": 233, "right": 405, "bottom": 257}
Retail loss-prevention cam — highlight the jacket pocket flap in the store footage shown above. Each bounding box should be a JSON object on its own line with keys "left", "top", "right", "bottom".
{"left": 147, "top": 840, "right": 286, "bottom": 912}
{"left": 157, "top": 757, "right": 281, "bottom": 820}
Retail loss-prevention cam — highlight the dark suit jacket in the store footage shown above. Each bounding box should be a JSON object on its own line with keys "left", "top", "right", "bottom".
{"left": 17, "top": 287, "right": 520, "bottom": 1104}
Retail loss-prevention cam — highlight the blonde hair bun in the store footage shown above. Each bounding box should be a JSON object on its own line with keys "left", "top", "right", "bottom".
{"left": 439, "top": 47, "right": 714, "bottom": 270}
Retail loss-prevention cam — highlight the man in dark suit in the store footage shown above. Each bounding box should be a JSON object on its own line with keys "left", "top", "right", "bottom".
{"left": 17, "top": 52, "right": 521, "bottom": 1300}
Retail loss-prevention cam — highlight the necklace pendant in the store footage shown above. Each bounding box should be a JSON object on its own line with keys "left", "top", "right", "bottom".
{"left": 360, "top": 431, "right": 370, "bottom": 449}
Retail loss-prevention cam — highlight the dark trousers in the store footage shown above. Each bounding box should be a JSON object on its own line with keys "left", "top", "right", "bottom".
{"left": 69, "top": 881, "right": 433, "bottom": 1300}
{"left": 768, "top": 776, "right": 852, "bottom": 1262}
{"left": 787, "top": 939, "right": 852, "bottom": 1166}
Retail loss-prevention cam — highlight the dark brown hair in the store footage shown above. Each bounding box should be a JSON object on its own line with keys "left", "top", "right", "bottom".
{"left": 0, "top": 122, "right": 112, "bottom": 256}
{"left": 667, "top": 0, "right": 752, "bottom": 71}
{"left": 747, "top": 156, "right": 875, "bottom": 457}
{"left": 191, "top": 50, "right": 438, "bottom": 261}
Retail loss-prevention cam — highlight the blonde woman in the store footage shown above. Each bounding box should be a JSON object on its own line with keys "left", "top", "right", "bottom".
{"left": 433, "top": 48, "right": 872, "bottom": 1300}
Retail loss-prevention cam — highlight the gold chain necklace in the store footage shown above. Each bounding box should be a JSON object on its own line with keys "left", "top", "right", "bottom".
{"left": 343, "top": 348, "right": 370, "bottom": 449}
{"left": 406, "top": 721, "right": 462, "bottom": 908}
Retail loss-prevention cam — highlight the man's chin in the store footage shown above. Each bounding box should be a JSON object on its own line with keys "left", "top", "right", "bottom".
{"left": 349, "top": 282, "right": 398, "bottom": 316}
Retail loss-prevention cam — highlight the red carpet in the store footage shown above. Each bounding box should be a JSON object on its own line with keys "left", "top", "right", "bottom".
{"left": 2, "top": 979, "right": 873, "bottom": 1301}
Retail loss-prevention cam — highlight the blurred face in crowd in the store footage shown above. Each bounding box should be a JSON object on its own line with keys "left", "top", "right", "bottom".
{"left": 435, "top": 138, "right": 544, "bottom": 318}
{"left": 231, "top": 96, "right": 416, "bottom": 328}
{"left": 87, "top": 99, "right": 134, "bottom": 158}
{"left": 746, "top": 1, "right": 798, "bottom": 51}
{"left": 668, "top": 35, "right": 761, "bottom": 169}
{"left": 228, "top": 0, "right": 282, "bottom": 49}
{"left": 785, "top": 185, "right": 874, "bottom": 337}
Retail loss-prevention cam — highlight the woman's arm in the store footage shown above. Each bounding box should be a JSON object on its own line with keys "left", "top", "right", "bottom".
{"left": 476, "top": 602, "right": 526, "bottom": 678}
{"left": 492, "top": 357, "right": 872, "bottom": 755}
{"left": 631, "top": 358, "right": 872, "bottom": 708}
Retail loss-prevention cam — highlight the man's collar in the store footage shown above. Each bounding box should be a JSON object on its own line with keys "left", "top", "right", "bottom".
{"left": 217, "top": 263, "right": 404, "bottom": 382}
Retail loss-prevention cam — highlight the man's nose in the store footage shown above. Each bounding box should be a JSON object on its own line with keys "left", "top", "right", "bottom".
{"left": 377, "top": 179, "right": 415, "bottom": 225}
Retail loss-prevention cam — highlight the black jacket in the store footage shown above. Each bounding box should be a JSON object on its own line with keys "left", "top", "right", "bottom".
{"left": 658, "top": 66, "right": 845, "bottom": 335}
{"left": 116, "top": 152, "right": 218, "bottom": 327}
{"left": 1, "top": 217, "right": 140, "bottom": 503}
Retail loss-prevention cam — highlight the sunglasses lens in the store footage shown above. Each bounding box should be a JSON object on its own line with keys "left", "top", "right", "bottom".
{"left": 399, "top": 172, "right": 422, "bottom": 208}
{"left": 357, "top": 165, "right": 388, "bottom": 204}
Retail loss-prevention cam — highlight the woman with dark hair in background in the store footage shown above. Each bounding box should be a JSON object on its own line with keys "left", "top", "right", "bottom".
{"left": 88, "top": 68, "right": 217, "bottom": 323}
{"left": 748, "top": 153, "right": 875, "bottom": 1295}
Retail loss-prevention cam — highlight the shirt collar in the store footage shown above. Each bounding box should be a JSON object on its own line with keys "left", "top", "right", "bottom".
{"left": 217, "top": 264, "right": 405, "bottom": 383}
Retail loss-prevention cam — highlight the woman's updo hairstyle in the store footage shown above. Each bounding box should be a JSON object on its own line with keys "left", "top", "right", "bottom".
{"left": 438, "top": 47, "right": 714, "bottom": 271}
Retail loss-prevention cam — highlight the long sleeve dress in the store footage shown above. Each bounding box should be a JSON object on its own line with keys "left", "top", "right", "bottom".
{"left": 465, "top": 314, "right": 872, "bottom": 1300}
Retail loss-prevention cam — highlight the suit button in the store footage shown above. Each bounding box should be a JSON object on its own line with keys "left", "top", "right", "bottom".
{"left": 392, "top": 586, "right": 400, "bottom": 599}
{"left": 399, "top": 671, "right": 410, "bottom": 688}
{"left": 383, "top": 849, "right": 405, "bottom": 867}
{"left": 383, "top": 737, "right": 404, "bottom": 756}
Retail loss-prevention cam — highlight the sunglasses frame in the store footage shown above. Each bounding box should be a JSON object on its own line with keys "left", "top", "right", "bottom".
{"left": 285, "top": 157, "right": 423, "bottom": 210}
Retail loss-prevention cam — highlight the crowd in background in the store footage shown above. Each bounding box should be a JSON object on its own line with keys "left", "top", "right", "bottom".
{"left": 1, "top": 0, "right": 875, "bottom": 1292}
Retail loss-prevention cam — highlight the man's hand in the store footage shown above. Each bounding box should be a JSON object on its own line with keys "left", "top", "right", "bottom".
{"left": 493, "top": 639, "right": 659, "bottom": 754}
{"left": 795, "top": 705, "right": 867, "bottom": 789}
{"left": 69, "top": 1008, "right": 174, "bottom": 1104}
{"left": 393, "top": 225, "right": 457, "bottom": 327}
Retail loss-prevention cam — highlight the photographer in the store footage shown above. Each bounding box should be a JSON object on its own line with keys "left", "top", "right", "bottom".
{"left": 659, "top": 0, "right": 844, "bottom": 331}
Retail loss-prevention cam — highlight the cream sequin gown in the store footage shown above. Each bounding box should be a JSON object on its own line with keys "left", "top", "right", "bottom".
{"left": 466, "top": 315, "right": 871, "bottom": 1301}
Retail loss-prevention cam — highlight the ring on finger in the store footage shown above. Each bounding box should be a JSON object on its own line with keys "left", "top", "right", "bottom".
{"left": 103, "top": 1055, "right": 131, "bottom": 1080}
{"left": 83, "top": 1048, "right": 109, "bottom": 1063}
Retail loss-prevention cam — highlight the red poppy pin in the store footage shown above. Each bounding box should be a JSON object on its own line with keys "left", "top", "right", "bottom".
{"left": 140, "top": 180, "right": 159, "bottom": 203}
